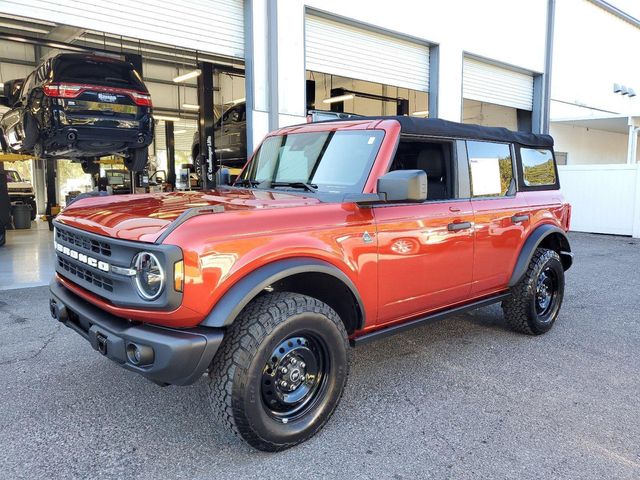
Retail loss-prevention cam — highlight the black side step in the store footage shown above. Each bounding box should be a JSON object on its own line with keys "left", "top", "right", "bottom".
{"left": 353, "top": 292, "right": 511, "bottom": 346}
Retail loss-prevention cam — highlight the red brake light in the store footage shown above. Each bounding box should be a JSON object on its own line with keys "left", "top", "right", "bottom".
{"left": 130, "top": 91, "right": 152, "bottom": 107}
{"left": 43, "top": 83, "right": 84, "bottom": 98}
{"left": 43, "top": 82, "right": 152, "bottom": 107}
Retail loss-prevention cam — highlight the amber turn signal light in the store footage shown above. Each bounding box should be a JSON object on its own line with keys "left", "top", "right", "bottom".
{"left": 174, "top": 260, "right": 184, "bottom": 292}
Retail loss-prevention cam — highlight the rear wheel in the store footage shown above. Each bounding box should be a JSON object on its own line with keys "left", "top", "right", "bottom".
{"left": 28, "top": 198, "right": 37, "bottom": 221}
{"left": 124, "top": 147, "right": 148, "bottom": 172}
{"left": 502, "top": 248, "right": 565, "bottom": 335}
{"left": 206, "top": 292, "right": 350, "bottom": 451}
{"left": 80, "top": 158, "right": 100, "bottom": 175}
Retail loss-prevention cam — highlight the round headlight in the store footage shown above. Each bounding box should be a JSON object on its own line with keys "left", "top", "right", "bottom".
{"left": 133, "top": 252, "right": 165, "bottom": 300}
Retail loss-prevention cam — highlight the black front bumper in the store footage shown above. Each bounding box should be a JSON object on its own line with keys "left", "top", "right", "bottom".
{"left": 49, "top": 279, "right": 223, "bottom": 386}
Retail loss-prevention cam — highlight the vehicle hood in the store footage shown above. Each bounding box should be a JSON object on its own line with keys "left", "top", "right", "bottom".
{"left": 55, "top": 188, "right": 321, "bottom": 243}
{"left": 7, "top": 181, "right": 33, "bottom": 191}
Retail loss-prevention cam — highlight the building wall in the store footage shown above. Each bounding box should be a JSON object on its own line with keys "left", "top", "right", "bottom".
{"left": 550, "top": 123, "right": 640, "bottom": 165}
{"left": 248, "top": 0, "right": 548, "bottom": 147}
{"left": 551, "top": 0, "right": 640, "bottom": 119}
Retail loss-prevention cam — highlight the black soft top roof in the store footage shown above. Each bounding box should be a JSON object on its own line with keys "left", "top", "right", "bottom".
{"left": 369, "top": 116, "right": 553, "bottom": 148}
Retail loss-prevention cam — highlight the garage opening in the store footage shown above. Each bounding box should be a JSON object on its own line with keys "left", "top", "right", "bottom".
{"left": 462, "top": 57, "right": 535, "bottom": 132}
{"left": 305, "top": 14, "right": 430, "bottom": 118}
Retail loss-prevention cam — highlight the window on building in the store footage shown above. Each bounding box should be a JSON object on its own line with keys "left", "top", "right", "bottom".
{"left": 389, "top": 139, "right": 454, "bottom": 201}
{"left": 521, "top": 148, "right": 557, "bottom": 186}
{"left": 467, "top": 141, "right": 514, "bottom": 197}
{"left": 555, "top": 151, "right": 568, "bottom": 165}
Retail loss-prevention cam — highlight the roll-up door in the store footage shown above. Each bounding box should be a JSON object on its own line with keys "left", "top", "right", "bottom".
{"left": 463, "top": 57, "right": 533, "bottom": 110}
{"left": 0, "top": 0, "right": 244, "bottom": 58}
{"left": 305, "top": 14, "right": 429, "bottom": 92}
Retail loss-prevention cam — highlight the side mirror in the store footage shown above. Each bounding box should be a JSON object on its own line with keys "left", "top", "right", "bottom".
{"left": 377, "top": 170, "right": 428, "bottom": 202}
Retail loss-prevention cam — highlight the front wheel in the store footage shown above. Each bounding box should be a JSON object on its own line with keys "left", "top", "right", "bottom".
{"left": 206, "top": 292, "right": 350, "bottom": 451}
{"left": 502, "top": 248, "right": 565, "bottom": 335}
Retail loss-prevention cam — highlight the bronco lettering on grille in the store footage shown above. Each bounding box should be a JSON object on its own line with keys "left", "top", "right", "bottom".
{"left": 54, "top": 241, "right": 110, "bottom": 272}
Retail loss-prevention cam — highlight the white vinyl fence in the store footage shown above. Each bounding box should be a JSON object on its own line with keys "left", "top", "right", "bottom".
{"left": 558, "top": 164, "right": 640, "bottom": 238}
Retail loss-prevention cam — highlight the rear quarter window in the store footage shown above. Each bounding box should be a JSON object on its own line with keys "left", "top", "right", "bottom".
{"left": 520, "top": 148, "right": 557, "bottom": 187}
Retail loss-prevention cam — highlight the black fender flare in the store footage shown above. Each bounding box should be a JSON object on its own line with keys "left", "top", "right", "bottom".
{"left": 509, "top": 224, "right": 572, "bottom": 287}
{"left": 200, "top": 258, "right": 365, "bottom": 328}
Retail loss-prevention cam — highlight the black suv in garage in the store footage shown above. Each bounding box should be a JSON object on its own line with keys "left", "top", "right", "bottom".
{"left": 0, "top": 53, "right": 153, "bottom": 172}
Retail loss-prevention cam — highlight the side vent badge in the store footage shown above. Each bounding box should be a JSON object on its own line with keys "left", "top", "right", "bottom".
{"left": 362, "top": 231, "right": 373, "bottom": 244}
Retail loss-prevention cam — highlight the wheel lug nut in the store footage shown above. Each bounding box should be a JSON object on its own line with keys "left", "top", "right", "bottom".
{"left": 300, "top": 362, "right": 305, "bottom": 368}
{"left": 290, "top": 359, "right": 297, "bottom": 365}
{"left": 281, "top": 381, "right": 287, "bottom": 388}
{"left": 280, "top": 367, "right": 287, "bottom": 374}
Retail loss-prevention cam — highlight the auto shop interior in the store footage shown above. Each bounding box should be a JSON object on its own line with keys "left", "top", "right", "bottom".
{"left": 0, "top": 5, "right": 539, "bottom": 290}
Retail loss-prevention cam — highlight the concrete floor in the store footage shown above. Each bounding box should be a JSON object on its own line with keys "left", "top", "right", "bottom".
{"left": 0, "top": 232, "right": 639, "bottom": 479}
{"left": 0, "top": 221, "right": 55, "bottom": 291}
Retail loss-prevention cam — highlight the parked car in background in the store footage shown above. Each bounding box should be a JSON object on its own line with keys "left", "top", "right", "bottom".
{"left": 191, "top": 100, "right": 247, "bottom": 171}
{"left": 5, "top": 169, "right": 37, "bottom": 220}
{"left": 49, "top": 117, "right": 572, "bottom": 451}
{"left": 0, "top": 53, "right": 153, "bottom": 174}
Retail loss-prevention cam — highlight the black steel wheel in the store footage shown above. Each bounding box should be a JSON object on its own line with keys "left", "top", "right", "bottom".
{"left": 207, "top": 292, "right": 349, "bottom": 451}
{"left": 261, "top": 334, "right": 330, "bottom": 423}
{"left": 503, "top": 248, "right": 565, "bottom": 335}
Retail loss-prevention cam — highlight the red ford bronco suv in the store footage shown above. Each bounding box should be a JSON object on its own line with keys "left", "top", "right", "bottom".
{"left": 49, "top": 117, "right": 572, "bottom": 451}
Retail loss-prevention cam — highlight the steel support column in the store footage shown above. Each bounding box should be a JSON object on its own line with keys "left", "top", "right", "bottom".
{"left": 197, "top": 61, "right": 216, "bottom": 189}
{"left": 165, "top": 121, "right": 176, "bottom": 187}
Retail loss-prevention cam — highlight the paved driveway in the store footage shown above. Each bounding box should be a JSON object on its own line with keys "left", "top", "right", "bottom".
{"left": 0, "top": 232, "right": 639, "bottom": 479}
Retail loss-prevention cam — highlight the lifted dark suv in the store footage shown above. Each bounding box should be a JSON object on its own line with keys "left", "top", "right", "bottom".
{"left": 0, "top": 53, "right": 153, "bottom": 172}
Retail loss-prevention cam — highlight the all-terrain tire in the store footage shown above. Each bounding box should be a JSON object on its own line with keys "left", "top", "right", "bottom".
{"left": 124, "top": 147, "right": 148, "bottom": 172}
{"left": 502, "top": 248, "right": 565, "bottom": 335}
{"left": 206, "top": 292, "right": 350, "bottom": 452}
{"left": 80, "top": 158, "right": 100, "bottom": 175}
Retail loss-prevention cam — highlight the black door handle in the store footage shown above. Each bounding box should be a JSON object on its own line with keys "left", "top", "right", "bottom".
{"left": 448, "top": 221, "right": 472, "bottom": 231}
{"left": 511, "top": 214, "right": 530, "bottom": 223}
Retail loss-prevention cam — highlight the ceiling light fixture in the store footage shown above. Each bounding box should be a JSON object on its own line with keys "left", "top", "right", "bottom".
{"left": 173, "top": 69, "right": 201, "bottom": 83}
{"left": 181, "top": 103, "right": 200, "bottom": 110}
{"left": 322, "top": 93, "right": 355, "bottom": 104}
{"left": 173, "top": 129, "right": 187, "bottom": 134}
{"left": 411, "top": 110, "right": 429, "bottom": 117}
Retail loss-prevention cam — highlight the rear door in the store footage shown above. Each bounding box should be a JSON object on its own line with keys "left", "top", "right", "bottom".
{"left": 374, "top": 138, "right": 475, "bottom": 325}
{"left": 466, "top": 140, "right": 531, "bottom": 296}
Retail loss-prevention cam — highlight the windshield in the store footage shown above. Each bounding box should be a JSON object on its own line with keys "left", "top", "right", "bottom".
{"left": 5, "top": 170, "right": 21, "bottom": 183}
{"left": 239, "top": 130, "right": 384, "bottom": 194}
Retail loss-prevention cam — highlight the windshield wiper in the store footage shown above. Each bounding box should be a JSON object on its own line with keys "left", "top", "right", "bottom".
{"left": 270, "top": 181, "right": 318, "bottom": 193}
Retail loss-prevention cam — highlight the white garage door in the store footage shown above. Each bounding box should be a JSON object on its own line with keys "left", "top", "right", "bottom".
{"left": 463, "top": 57, "right": 533, "bottom": 110}
{"left": 0, "top": 0, "right": 244, "bottom": 59}
{"left": 305, "top": 14, "right": 429, "bottom": 92}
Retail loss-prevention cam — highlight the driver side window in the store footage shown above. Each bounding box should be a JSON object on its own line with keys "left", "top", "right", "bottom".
{"left": 389, "top": 138, "right": 455, "bottom": 201}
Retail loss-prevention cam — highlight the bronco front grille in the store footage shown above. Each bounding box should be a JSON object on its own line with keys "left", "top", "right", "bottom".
{"left": 58, "top": 256, "right": 114, "bottom": 293}
{"left": 56, "top": 227, "right": 112, "bottom": 257}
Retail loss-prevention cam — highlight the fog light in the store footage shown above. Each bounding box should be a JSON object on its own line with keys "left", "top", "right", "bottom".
{"left": 126, "top": 342, "right": 154, "bottom": 366}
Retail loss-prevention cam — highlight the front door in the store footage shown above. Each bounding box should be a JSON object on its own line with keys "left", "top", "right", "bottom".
{"left": 373, "top": 138, "right": 474, "bottom": 326}
{"left": 374, "top": 200, "right": 475, "bottom": 325}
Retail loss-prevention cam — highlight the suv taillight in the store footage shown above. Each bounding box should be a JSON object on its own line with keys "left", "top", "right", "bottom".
{"left": 43, "top": 83, "right": 152, "bottom": 107}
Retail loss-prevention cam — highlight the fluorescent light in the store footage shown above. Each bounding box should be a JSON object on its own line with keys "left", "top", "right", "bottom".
{"left": 174, "top": 130, "right": 187, "bottom": 134}
{"left": 322, "top": 94, "right": 355, "bottom": 104}
{"left": 154, "top": 115, "right": 182, "bottom": 122}
{"left": 182, "top": 103, "right": 200, "bottom": 110}
{"left": 0, "top": 22, "right": 50, "bottom": 34}
{"left": 173, "top": 69, "right": 201, "bottom": 83}
{"left": 411, "top": 110, "right": 429, "bottom": 117}
{"left": 0, "top": 82, "right": 4, "bottom": 88}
